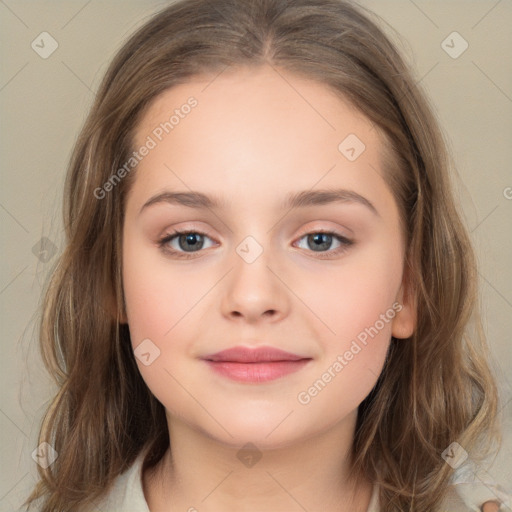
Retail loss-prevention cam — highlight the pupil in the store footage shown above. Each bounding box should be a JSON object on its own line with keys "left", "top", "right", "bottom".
{"left": 309, "top": 233, "right": 331, "bottom": 251}
{"left": 180, "top": 233, "right": 203, "bottom": 252}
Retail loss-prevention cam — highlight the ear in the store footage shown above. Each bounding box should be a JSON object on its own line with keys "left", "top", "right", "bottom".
{"left": 391, "top": 265, "right": 416, "bottom": 339}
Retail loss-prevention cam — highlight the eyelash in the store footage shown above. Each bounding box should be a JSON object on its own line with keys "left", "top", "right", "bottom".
{"left": 157, "top": 228, "right": 354, "bottom": 260}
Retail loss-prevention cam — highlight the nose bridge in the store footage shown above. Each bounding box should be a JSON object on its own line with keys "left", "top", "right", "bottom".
{"left": 220, "top": 233, "right": 288, "bottom": 321}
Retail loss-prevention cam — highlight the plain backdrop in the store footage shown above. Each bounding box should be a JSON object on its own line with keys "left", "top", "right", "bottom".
{"left": 0, "top": 1, "right": 510, "bottom": 510}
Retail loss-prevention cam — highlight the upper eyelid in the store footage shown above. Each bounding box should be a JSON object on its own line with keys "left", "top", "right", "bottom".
{"left": 161, "top": 226, "right": 351, "bottom": 239}
{"left": 295, "top": 225, "right": 351, "bottom": 239}
{"left": 161, "top": 220, "right": 352, "bottom": 237}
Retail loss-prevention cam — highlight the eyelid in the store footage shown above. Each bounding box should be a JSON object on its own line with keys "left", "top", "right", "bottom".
{"left": 158, "top": 228, "right": 217, "bottom": 259}
{"left": 292, "top": 228, "right": 353, "bottom": 259}
{"left": 157, "top": 224, "right": 354, "bottom": 259}
{"left": 295, "top": 223, "right": 352, "bottom": 239}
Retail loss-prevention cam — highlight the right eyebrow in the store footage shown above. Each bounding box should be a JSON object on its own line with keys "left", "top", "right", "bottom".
{"left": 139, "top": 191, "right": 226, "bottom": 216}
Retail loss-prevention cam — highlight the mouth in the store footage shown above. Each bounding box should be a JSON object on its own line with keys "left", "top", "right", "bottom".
{"left": 201, "top": 346, "right": 313, "bottom": 383}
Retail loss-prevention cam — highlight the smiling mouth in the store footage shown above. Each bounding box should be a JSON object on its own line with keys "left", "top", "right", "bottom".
{"left": 201, "top": 345, "right": 312, "bottom": 383}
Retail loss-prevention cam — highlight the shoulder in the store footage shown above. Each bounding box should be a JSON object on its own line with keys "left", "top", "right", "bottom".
{"left": 24, "top": 453, "right": 151, "bottom": 512}
{"left": 88, "top": 453, "right": 150, "bottom": 512}
{"left": 441, "top": 485, "right": 476, "bottom": 511}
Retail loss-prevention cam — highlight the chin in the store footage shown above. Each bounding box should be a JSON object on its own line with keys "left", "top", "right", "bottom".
{"left": 199, "top": 415, "right": 309, "bottom": 450}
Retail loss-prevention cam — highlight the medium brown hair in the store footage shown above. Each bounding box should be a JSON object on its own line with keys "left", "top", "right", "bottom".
{"left": 23, "top": 0, "right": 499, "bottom": 510}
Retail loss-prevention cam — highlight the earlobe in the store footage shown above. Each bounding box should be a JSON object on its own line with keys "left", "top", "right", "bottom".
{"left": 391, "top": 272, "right": 417, "bottom": 340}
{"left": 391, "top": 305, "right": 415, "bottom": 339}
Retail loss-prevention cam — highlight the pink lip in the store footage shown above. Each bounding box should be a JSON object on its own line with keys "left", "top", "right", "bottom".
{"left": 202, "top": 346, "right": 312, "bottom": 383}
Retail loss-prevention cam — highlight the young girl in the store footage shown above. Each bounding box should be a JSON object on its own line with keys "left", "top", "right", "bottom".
{"left": 23, "top": 0, "right": 503, "bottom": 510}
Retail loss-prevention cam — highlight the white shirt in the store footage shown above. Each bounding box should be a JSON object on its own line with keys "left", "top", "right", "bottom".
{"left": 88, "top": 450, "right": 490, "bottom": 512}
{"left": 90, "top": 451, "right": 379, "bottom": 511}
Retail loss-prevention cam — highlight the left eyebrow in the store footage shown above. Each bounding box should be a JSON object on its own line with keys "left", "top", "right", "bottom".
{"left": 282, "top": 188, "right": 380, "bottom": 216}
{"left": 138, "top": 188, "right": 379, "bottom": 217}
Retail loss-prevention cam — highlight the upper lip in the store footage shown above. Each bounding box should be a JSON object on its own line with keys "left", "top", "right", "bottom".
{"left": 202, "top": 346, "right": 309, "bottom": 363}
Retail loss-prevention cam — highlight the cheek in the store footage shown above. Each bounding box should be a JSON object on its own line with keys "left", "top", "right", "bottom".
{"left": 121, "top": 240, "right": 204, "bottom": 414}
{"left": 122, "top": 237, "right": 219, "bottom": 393}
{"left": 122, "top": 235, "right": 202, "bottom": 343}
{"left": 296, "top": 290, "right": 396, "bottom": 418}
{"left": 304, "top": 241, "right": 403, "bottom": 347}
{"left": 294, "top": 242, "right": 402, "bottom": 407}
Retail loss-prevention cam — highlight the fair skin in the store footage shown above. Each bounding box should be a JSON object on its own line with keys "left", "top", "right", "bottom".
{"left": 482, "top": 502, "right": 501, "bottom": 512}
{"left": 121, "top": 64, "right": 415, "bottom": 512}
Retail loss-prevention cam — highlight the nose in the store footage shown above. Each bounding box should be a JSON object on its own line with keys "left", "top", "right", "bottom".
{"left": 220, "top": 245, "right": 290, "bottom": 324}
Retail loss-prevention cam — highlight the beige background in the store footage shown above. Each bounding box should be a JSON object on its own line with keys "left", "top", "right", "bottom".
{"left": 0, "top": 0, "right": 510, "bottom": 509}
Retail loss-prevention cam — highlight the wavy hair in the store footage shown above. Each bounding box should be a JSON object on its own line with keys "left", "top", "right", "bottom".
{"left": 23, "top": 0, "right": 499, "bottom": 510}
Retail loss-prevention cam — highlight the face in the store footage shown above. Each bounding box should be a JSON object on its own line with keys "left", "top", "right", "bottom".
{"left": 121, "top": 65, "right": 415, "bottom": 449}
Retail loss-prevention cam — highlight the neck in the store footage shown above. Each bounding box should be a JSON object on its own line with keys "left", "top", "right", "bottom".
{"left": 143, "top": 410, "right": 373, "bottom": 512}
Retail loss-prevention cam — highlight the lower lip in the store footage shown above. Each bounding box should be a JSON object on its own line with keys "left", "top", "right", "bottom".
{"left": 204, "top": 359, "right": 311, "bottom": 383}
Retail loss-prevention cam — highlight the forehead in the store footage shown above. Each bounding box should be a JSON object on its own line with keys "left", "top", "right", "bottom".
{"left": 134, "top": 64, "right": 380, "bottom": 156}
{"left": 128, "top": 65, "right": 392, "bottom": 215}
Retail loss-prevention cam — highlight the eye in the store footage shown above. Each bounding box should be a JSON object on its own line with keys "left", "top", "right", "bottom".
{"left": 158, "top": 228, "right": 354, "bottom": 260}
{"left": 158, "top": 229, "right": 216, "bottom": 258}
{"left": 294, "top": 230, "right": 353, "bottom": 258}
